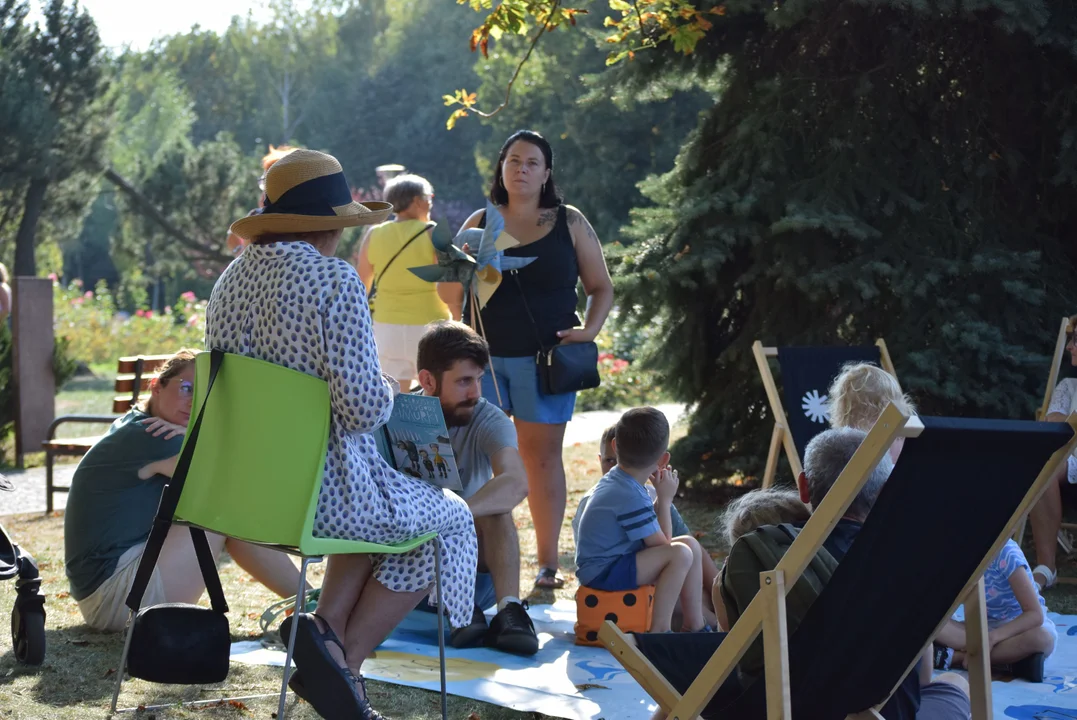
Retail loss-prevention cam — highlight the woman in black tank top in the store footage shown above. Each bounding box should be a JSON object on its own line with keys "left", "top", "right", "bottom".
{"left": 454, "top": 130, "right": 614, "bottom": 590}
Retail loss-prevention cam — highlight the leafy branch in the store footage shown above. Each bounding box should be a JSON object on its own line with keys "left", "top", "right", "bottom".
{"left": 446, "top": 1, "right": 727, "bottom": 129}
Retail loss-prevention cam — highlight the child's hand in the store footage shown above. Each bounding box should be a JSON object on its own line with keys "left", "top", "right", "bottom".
{"left": 654, "top": 467, "right": 679, "bottom": 504}
{"left": 140, "top": 417, "right": 187, "bottom": 440}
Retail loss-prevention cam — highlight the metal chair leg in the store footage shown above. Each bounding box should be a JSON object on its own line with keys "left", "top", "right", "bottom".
{"left": 434, "top": 536, "right": 447, "bottom": 720}
{"left": 45, "top": 453, "right": 54, "bottom": 515}
{"left": 110, "top": 610, "right": 135, "bottom": 714}
{"left": 278, "top": 557, "right": 316, "bottom": 720}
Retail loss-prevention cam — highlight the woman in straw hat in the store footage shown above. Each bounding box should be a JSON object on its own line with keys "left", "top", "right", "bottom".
{"left": 210, "top": 149, "right": 477, "bottom": 720}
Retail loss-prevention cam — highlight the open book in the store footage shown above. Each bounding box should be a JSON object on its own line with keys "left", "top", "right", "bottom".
{"left": 373, "top": 394, "right": 463, "bottom": 493}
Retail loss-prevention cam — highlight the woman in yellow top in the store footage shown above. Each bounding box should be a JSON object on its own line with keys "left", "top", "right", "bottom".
{"left": 357, "top": 174, "right": 456, "bottom": 388}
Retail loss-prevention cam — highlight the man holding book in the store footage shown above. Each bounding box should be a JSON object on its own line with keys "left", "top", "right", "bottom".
{"left": 416, "top": 321, "right": 540, "bottom": 655}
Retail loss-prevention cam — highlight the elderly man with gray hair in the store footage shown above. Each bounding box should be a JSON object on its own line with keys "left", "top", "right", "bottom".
{"left": 623, "top": 427, "right": 972, "bottom": 720}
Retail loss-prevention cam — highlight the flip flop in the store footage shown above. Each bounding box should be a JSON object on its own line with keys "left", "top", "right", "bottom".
{"left": 534, "top": 567, "right": 565, "bottom": 589}
{"left": 280, "top": 613, "right": 366, "bottom": 720}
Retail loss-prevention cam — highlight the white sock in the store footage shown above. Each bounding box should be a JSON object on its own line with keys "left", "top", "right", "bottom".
{"left": 497, "top": 596, "right": 521, "bottom": 612}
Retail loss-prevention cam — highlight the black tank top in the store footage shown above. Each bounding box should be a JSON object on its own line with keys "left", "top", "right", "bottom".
{"left": 465, "top": 205, "right": 580, "bottom": 358}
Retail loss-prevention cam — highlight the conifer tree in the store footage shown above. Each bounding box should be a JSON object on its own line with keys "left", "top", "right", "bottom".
{"left": 610, "top": 0, "right": 1077, "bottom": 483}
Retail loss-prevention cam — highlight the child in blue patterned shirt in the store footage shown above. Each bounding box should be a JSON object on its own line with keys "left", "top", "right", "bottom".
{"left": 934, "top": 538, "right": 1055, "bottom": 682}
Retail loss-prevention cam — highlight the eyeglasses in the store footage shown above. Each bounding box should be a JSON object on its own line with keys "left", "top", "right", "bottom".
{"left": 258, "top": 172, "right": 268, "bottom": 192}
{"left": 178, "top": 380, "right": 194, "bottom": 398}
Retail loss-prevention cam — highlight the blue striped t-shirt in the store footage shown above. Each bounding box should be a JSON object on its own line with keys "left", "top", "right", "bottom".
{"left": 574, "top": 467, "right": 661, "bottom": 585}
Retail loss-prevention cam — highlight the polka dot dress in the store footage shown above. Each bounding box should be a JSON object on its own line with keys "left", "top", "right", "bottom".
{"left": 206, "top": 242, "right": 477, "bottom": 628}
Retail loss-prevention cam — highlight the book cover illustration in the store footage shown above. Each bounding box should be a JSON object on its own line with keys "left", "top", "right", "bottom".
{"left": 376, "top": 394, "right": 462, "bottom": 493}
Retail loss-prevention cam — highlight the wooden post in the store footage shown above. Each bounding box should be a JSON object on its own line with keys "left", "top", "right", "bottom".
{"left": 761, "top": 570, "right": 792, "bottom": 720}
{"left": 964, "top": 577, "right": 993, "bottom": 720}
{"left": 12, "top": 277, "right": 55, "bottom": 466}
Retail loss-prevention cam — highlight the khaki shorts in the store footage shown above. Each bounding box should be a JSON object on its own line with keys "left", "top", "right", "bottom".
{"left": 77, "top": 543, "right": 166, "bottom": 633}
{"left": 373, "top": 321, "right": 431, "bottom": 386}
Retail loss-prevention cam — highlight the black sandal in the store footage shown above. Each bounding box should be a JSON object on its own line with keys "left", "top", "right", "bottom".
{"left": 280, "top": 613, "right": 368, "bottom": 720}
{"left": 534, "top": 567, "right": 565, "bottom": 589}
{"left": 289, "top": 670, "right": 385, "bottom": 720}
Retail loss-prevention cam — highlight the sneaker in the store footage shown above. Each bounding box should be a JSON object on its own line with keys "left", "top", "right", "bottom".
{"left": 998, "top": 652, "right": 1046, "bottom": 683}
{"left": 449, "top": 605, "right": 488, "bottom": 649}
{"left": 484, "top": 601, "right": 539, "bottom": 656}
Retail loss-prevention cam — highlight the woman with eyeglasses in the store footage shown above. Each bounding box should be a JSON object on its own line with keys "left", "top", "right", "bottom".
{"left": 63, "top": 349, "right": 303, "bottom": 632}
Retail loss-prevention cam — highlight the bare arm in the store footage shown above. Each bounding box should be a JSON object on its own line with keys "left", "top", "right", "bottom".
{"left": 642, "top": 529, "right": 671, "bottom": 548}
{"left": 559, "top": 206, "right": 613, "bottom": 344}
{"left": 989, "top": 569, "right": 1046, "bottom": 648}
{"left": 465, "top": 446, "right": 528, "bottom": 517}
{"left": 437, "top": 283, "right": 463, "bottom": 321}
{"left": 139, "top": 454, "right": 180, "bottom": 480}
{"left": 357, "top": 233, "right": 374, "bottom": 291}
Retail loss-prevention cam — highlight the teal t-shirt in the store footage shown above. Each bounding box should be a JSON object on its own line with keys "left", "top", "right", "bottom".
{"left": 64, "top": 410, "right": 183, "bottom": 600}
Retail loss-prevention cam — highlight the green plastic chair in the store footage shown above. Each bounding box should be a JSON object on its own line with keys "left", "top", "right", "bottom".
{"left": 110, "top": 351, "right": 447, "bottom": 719}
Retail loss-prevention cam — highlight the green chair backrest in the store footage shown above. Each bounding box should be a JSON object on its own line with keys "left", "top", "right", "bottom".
{"left": 174, "top": 352, "right": 330, "bottom": 549}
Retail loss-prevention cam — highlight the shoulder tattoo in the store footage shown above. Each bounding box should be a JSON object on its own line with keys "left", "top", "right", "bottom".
{"left": 537, "top": 208, "right": 558, "bottom": 227}
{"left": 567, "top": 207, "right": 599, "bottom": 243}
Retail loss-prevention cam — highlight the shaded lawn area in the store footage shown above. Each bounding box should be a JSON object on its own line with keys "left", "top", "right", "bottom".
{"left": 0, "top": 434, "right": 727, "bottom": 719}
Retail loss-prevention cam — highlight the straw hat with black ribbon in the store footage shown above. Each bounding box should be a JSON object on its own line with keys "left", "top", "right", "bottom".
{"left": 229, "top": 149, "right": 392, "bottom": 241}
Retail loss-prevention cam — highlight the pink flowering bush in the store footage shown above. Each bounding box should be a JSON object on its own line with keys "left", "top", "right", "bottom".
{"left": 53, "top": 279, "right": 207, "bottom": 364}
{"left": 576, "top": 328, "right": 666, "bottom": 412}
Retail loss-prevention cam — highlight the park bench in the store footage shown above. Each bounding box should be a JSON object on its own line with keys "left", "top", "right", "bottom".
{"left": 42, "top": 354, "right": 172, "bottom": 513}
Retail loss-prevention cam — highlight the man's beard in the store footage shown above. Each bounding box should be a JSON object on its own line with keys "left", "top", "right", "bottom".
{"left": 444, "top": 399, "right": 478, "bottom": 427}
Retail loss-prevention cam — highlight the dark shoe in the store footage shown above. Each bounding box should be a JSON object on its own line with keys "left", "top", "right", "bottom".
{"left": 933, "top": 644, "right": 953, "bottom": 670}
{"left": 998, "top": 652, "right": 1046, "bottom": 683}
{"left": 289, "top": 669, "right": 385, "bottom": 719}
{"left": 484, "top": 601, "right": 539, "bottom": 656}
{"left": 449, "top": 604, "right": 488, "bottom": 649}
{"left": 280, "top": 613, "right": 368, "bottom": 720}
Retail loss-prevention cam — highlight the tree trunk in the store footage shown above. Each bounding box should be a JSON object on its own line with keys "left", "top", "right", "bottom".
{"left": 13, "top": 177, "right": 49, "bottom": 277}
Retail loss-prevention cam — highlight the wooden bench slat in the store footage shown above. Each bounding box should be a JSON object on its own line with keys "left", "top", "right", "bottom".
{"left": 43, "top": 437, "right": 101, "bottom": 453}
{"left": 116, "top": 355, "right": 173, "bottom": 374}
{"left": 112, "top": 398, "right": 137, "bottom": 414}
{"left": 114, "top": 373, "right": 161, "bottom": 394}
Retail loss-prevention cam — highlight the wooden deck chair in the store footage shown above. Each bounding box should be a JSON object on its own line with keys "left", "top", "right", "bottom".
{"left": 1012, "top": 316, "right": 1077, "bottom": 563}
{"left": 752, "top": 339, "right": 900, "bottom": 488}
{"left": 601, "top": 404, "right": 1077, "bottom": 720}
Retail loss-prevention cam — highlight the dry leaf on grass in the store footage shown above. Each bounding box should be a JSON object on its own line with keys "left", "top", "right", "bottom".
{"left": 575, "top": 683, "right": 609, "bottom": 691}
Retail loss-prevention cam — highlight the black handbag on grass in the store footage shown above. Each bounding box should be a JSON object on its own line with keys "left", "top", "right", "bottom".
{"left": 511, "top": 271, "right": 600, "bottom": 396}
{"left": 123, "top": 350, "right": 231, "bottom": 685}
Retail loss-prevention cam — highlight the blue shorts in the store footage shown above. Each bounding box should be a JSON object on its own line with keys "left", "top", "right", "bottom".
{"left": 482, "top": 355, "right": 576, "bottom": 425}
{"left": 587, "top": 553, "right": 639, "bottom": 592}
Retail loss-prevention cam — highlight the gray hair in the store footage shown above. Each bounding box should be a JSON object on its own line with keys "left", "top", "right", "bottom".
{"left": 716, "top": 487, "right": 810, "bottom": 550}
{"left": 384, "top": 174, "right": 433, "bottom": 214}
{"left": 802, "top": 427, "right": 893, "bottom": 521}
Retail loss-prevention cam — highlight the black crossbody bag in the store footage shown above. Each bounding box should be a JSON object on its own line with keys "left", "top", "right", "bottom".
{"left": 511, "top": 271, "right": 600, "bottom": 396}
{"left": 123, "top": 349, "right": 231, "bottom": 685}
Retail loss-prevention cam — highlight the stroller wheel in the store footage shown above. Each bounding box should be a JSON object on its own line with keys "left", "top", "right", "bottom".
{"left": 12, "top": 603, "right": 45, "bottom": 665}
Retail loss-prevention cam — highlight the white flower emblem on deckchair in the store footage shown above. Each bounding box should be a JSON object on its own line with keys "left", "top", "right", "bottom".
{"left": 802, "top": 390, "right": 830, "bottom": 424}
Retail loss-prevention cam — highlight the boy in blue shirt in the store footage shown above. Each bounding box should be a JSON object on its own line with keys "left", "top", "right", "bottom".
{"left": 574, "top": 407, "right": 708, "bottom": 633}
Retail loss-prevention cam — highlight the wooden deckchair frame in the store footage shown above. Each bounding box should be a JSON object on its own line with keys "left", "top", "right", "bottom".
{"left": 601, "top": 404, "right": 1077, "bottom": 720}
{"left": 1013, "top": 316, "right": 1077, "bottom": 565}
{"left": 753, "top": 339, "right": 900, "bottom": 489}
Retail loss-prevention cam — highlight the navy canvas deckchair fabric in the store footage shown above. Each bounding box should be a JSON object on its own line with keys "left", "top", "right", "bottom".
{"left": 776, "top": 346, "right": 881, "bottom": 460}
{"left": 718, "top": 417, "right": 1073, "bottom": 720}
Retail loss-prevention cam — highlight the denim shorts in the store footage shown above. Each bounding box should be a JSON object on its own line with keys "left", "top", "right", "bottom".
{"left": 482, "top": 355, "right": 577, "bottom": 425}
{"left": 587, "top": 553, "right": 639, "bottom": 592}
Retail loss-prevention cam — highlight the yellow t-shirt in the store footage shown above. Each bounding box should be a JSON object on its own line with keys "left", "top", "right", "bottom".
{"left": 367, "top": 220, "right": 451, "bottom": 325}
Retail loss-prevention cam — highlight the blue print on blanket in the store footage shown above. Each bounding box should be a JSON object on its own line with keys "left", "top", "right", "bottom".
{"left": 1004, "top": 705, "right": 1077, "bottom": 719}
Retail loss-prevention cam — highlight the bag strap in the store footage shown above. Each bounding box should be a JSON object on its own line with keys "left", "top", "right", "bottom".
{"left": 371, "top": 222, "right": 435, "bottom": 293}
{"left": 125, "top": 348, "right": 227, "bottom": 613}
{"left": 509, "top": 270, "right": 547, "bottom": 353}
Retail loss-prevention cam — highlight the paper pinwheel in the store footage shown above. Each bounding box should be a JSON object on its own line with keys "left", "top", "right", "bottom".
{"left": 408, "top": 201, "right": 535, "bottom": 310}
